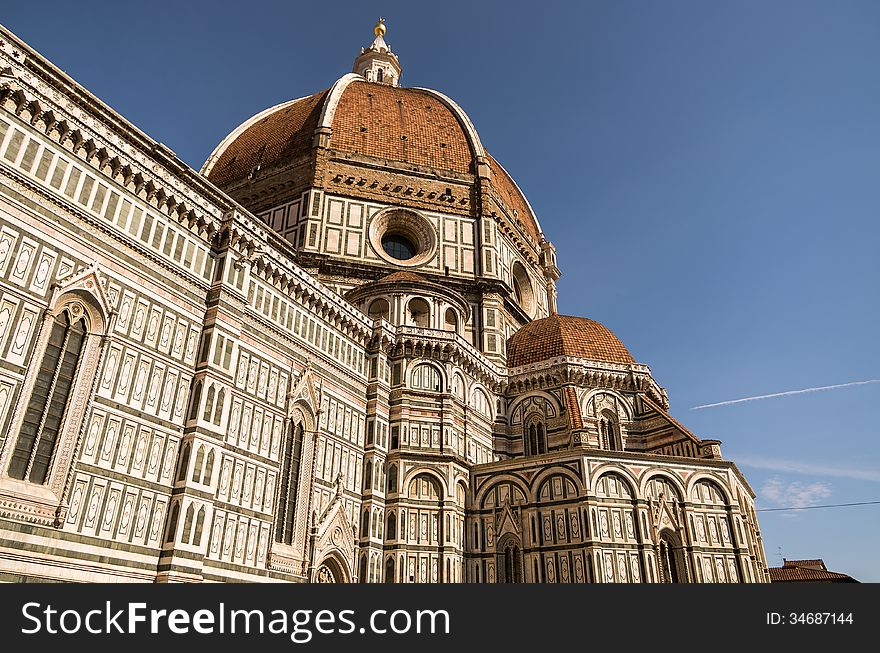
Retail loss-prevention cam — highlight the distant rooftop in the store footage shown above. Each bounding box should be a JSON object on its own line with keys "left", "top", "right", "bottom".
{"left": 768, "top": 559, "right": 858, "bottom": 583}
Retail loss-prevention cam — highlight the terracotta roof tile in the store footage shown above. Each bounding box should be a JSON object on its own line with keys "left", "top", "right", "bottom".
{"left": 377, "top": 271, "right": 428, "bottom": 284}
{"left": 205, "top": 79, "right": 543, "bottom": 242}
{"left": 507, "top": 314, "right": 635, "bottom": 368}
{"left": 563, "top": 386, "right": 583, "bottom": 430}
{"left": 207, "top": 90, "right": 329, "bottom": 187}
{"left": 783, "top": 559, "right": 826, "bottom": 570}
{"left": 769, "top": 565, "right": 857, "bottom": 582}
{"left": 332, "top": 81, "right": 474, "bottom": 174}
{"left": 488, "top": 153, "right": 541, "bottom": 242}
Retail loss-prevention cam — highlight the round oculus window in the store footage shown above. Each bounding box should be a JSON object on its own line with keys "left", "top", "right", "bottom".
{"left": 369, "top": 208, "right": 437, "bottom": 267}
{"left": 381, "top": 233, "right": 417, "bottom": 261}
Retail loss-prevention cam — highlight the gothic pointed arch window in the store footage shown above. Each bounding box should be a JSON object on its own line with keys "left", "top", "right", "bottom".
{"left": 523, "top": 415, "right": 546, "bottom": 456}
{"left": 387, "top": 511, "right": 396, "bottom": 540}
{"left": 191, "top": 445, "right": 204, "bottom": 483}
{"left": 387, "top": 463, "right": 398, "bottom": 494}
{"left": 658, "top": 531, "right": 685, "bottom": 583}
{"left": 275, "top": 415, "right": 307, "bottom": 545}
{"left": 363, "top": 459, "right": 373, "bottom": 491}
{"left": 7, "top": 310, "right": 88, "bottom": 484}
{"left": 385, "top": 557, "right": 395, "bottom": 583}
{"left": 165, "top": 502, "right": 180, "bottom": 543}
{"left": 176, "top": 443, "right": 191, "bottom": 483}
{"left": 182, "top": 503, "right": 195, "bottom": 544}
{"left": 0, "top": 282, "right": 110, "bottom": 525}
{"left": 497, "top": 534, "right": 522, "bottom": 583}
{"left": 188, "top": 380, "right": 202, "bottom": 421}
{"left": 212, "top": 388, "right": 225, "bottom": 425}
{"left": 599, "top": 410, "right": 622, "bottom": 451}
{"left": 202, "top": 449, "right": 214, "bottom": 485}
{"left": 202, "top": 385, "right": 215, "bottom": 422}
{"left": 361, "top": 509, "right": 370, "bottom": 538}
{"left": 193, "top": 506, "right": 206, "bottom": 546}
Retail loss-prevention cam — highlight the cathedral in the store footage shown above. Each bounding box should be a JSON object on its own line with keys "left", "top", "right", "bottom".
{"left": 0, "top": 20, "right": 769, "bottom": 583}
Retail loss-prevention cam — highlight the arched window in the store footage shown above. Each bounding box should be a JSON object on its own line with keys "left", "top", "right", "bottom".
{"left": 368, "top": 298, "right": 390, "bottom": 321}
{"left": 176, "top": 443, "right": 191, "bottom": 482}
{"left": 444, "top": 308, "right": 458, "bottom": 332}
{"left": 376, "top": 68, "right": 384, "bottom": 83}
{"left": 523, "top": 417, "right": 546, "bottom": 456}
{"left": 202, "top": 385, "right": 215, "bottom": 422}
{"left": 359, "top": 554, "right": 368, "bottom": 584}
{"left": 407, "top": 298, "right": 430, "bottom": 328}
{"left": 275, "top": 419, "right": 306, "bottom": 545}
{"left": 188, "top": 381, "right": 202, "bottom": 421}
{"left": 385, "top": 557, "right": 395, "bottom": 583}
{"left": 191, "top": 445, "right": 205, "bottom": 482}
{"left": 165, "top": 502, "right": 180, "bottom": 543}
{"left": 411, "top": 363, "right": 442, "bottom": 391}
{"left": 408, "top": 473, "right": 441, "bottom": 500}
{"left": 0, "top": 290, "right": 108, "bottom": 525}
{"left": 387, "top": 464, "right": 398, "bottom": 494}
{"left": 497, "top": 536, "right": 522, "bottom": 583}
{"left": 470, "top": 387, "right": 492, "bottom": 419}
{"left": 213, "top": 388, "right": 225, "bottom": 425}
{"left": 511, "top": 261, "right": 534, "bottom": 315}
{"left": 452, "top": 373, "right": 465, "bottom": 401}
{"left": 387, "top": 512, "right": 396, "bottom": 540}
{"left": 202, "top": 449, "right": 214, "bottom": 485}
{"left": 659, "top": 532, "right": 684, "bottom": 583}
{"left": 361, "top": 509, "right": 370, "bottom": 538}
{"left": 182, "top": 503, "right": 195, "bottom": 544}
{"left": 600, "top": 411, "right": 622, "bottom": 450}
{"left": 363, "top": 460, "right": 373, "bottom": 490}
{"left": 8, "top": 311, "right": 87, "bottom": 483}
{"left": 193, "top": 506, "right": 206, "bottom": 546}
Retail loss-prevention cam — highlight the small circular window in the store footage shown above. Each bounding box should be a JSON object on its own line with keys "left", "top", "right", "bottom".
{"left": 382, "top": 233, "right": 417, "bottom": 261}
{"left": 369, "top": 208, "right": 437, "bottom": 267}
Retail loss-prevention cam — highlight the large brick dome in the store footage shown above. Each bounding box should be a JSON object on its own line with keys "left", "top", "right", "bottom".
{"left": 507, "top": 314, "right": 636, "bottom": 367}
{"left": 201, "top": 76, "right": 542, "bottom": 241}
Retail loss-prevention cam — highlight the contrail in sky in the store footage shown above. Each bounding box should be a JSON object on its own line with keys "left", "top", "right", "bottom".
{"left": 691, "top": 379, "right": 880, "bottom": 410}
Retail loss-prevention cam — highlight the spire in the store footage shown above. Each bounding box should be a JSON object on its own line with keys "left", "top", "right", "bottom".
{"left": 353, "top": 18, "right": 402, "bottom": 86}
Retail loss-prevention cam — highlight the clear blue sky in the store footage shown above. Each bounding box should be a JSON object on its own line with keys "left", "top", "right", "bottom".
{"left": 4, "top": 1, "right": 878, "bottom": 581}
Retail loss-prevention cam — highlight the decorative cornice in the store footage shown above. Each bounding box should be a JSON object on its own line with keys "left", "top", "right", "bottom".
{"left": 506, "top": 357, "right": 666, "bottom": 407}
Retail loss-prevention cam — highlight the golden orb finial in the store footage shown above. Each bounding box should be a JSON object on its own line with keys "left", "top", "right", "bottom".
{"left": 374, "top": 18, "right": 386, "bottom": 37}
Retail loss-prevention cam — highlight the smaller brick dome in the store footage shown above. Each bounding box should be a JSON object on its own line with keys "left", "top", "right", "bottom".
{"left": 377, "top": 271, "right": 429, "bottom": 284}
{"left": 507, "top": 314, "right": 635, "bottom": 367}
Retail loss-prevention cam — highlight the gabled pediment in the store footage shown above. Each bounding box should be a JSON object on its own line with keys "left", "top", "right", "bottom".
{"left": 288, "top": 360, "right": 321, "bottom": 415}
{"left": 53, "top": 262, "right": 114, "bottom": 321}
{"left": 650, "top": 494, "right": 680, "bottom": 538}
{"left": 495, "top": 498, "right": 520, "bottom": 539}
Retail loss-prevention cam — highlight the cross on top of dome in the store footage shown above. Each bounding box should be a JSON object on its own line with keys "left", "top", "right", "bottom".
{"left": 353, "top": 18, "right": 402, "bottom": 86}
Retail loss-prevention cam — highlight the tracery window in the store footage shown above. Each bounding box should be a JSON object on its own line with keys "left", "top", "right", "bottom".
{"left": 8, "top": 310, "right": 87, "bottom": 483}
{"left": 599, "top": 411, "right": 622, "bottom": 451}
{"left": 523, "top": 416, "right": 546, "bottom": 456}
{"left": 497, "top": 536, "right": 522, "bottom": 583}
{"left": 275, "top": 420, "right": 305, "bottom": 544}
{"left": 659, "top": 532, "right": 684, "bottom": 583}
